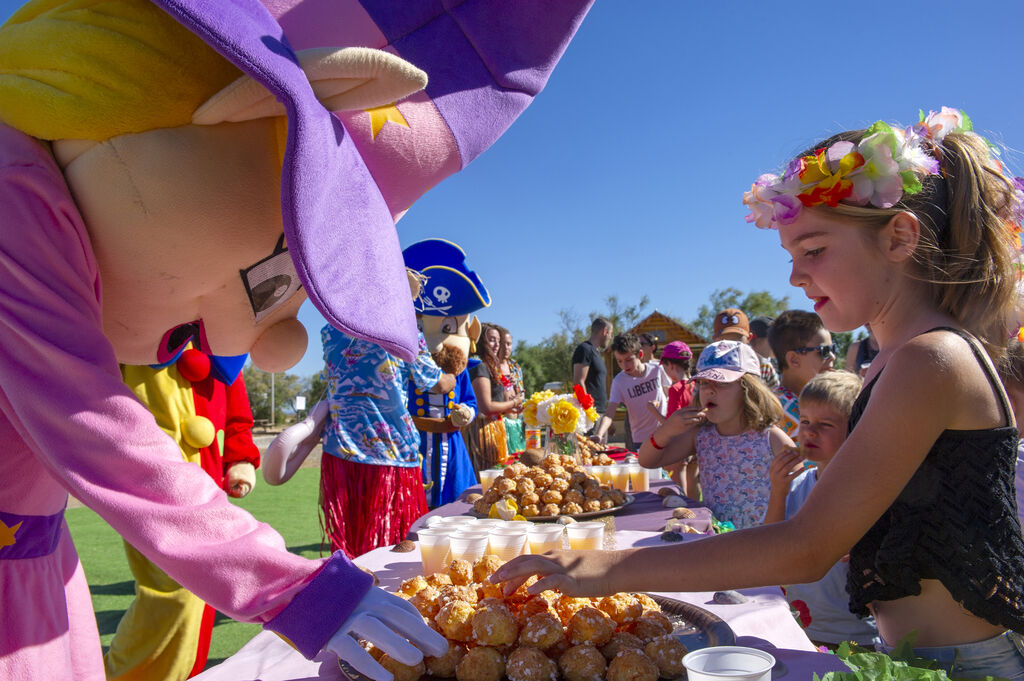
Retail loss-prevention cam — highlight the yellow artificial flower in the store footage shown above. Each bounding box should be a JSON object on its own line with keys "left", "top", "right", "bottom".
{"left": 523, "top": 399, "right": 540, "bottom": 426}
{"left": 549, "top": 400, "right": 580, "bottom": 435}
{"left": 585, "top": 406, "right": 599, "bottom": 423}
{"left": 489, "top": 498, "right": 518, "bottom": 520}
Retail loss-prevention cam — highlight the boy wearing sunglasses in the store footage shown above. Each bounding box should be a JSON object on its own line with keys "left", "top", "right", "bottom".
{"left": 767, "top": 310, "right": 836, "bottom": 436}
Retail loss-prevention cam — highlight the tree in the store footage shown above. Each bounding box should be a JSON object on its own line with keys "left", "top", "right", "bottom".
{"left": 243, "top": 364, "right": 304, "bottom": 426}
{"left": 689, "top": 288, "right": 790, "bottom": 339}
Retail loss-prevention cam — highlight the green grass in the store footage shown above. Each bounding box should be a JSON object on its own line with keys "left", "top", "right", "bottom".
{"left": 66, "top": 467, "right": 328, "bottom": 670}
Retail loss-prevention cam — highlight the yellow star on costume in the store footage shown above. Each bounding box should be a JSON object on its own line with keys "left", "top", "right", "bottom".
{"left": 0, "top": 519, "right": 22, "bottom": 548}
{"left": 365, "top": 103, "right": 409, "bottom": 139}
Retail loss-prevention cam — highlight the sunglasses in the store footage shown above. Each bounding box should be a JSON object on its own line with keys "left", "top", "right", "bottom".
{"left": 793, "top": 343, "right": 838, "bottom": 359}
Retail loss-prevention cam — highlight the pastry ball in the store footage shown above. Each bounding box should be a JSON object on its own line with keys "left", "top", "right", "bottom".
{"left": 558, "top": 644, "right": 607, "bottom": 681}
{"left": 555, "top": 596, "right": 591, "bottom": 625}
{"left": 561, "top": 502, "right": 583, "bottom": 515}
{"left": 541, "top": 489, "right": 563, "bottom": 505}
{"left": 517, "top": 594, "right": 558, "bottom": 625}
{"left": 583, "top": 484, "right": 602, "bottom": 501}
{"left": 456, "top": 646, "right": 506, "bottom": 681}
{"left": 597, "top": 593, "right": 642, "bottom": 625}
{"left": 446, "top": 559, "right": 474, "bottom": 586}
{"left": 563, "top": 489, "right": 585, "bottom": 505}
{"left": 471, "top": 601, "right": 519, "bottom": 646}
{"left": 507, "top": 646, "right": 559, "bottom": 681}
{"left": 427, "top": 573, "right": 453, "bottom": 588}
{"left": 516, "top": 477, "right": 537, "bottom": 495}
{"left": 609, "top": 490, "right": 627, "bottom": 506}
{"left": 473, "top": 555, "right": 504, "bottom": 583}
{"left": 606, "top": 649, "right": 659, "bottom": 681}
{"left": 476, "top": 581, "right": 505, "bottom": 601}
{"left": 570, "top": 471, "right": 589, "bottom": 486}
{"left": 436, "top": 600, "right": 476, "bottom": 642}
{"left": 426, "top": 640, "right": 467, "bottom": 678}
{"left": 533, "top": 473, "right": 554, "bottom": 489}
{"left": 645, "top": 636, "right": 689, "bottom": 678}
{"left": 634, "top": 594, "right": 661, "bottom": 612}
{"left": 567, "top": 606, "right": 615, "bottom": 647}
{"left": 541, "top": 454, "right": 561, "bottom": 469}
{"left": 410, "top": 585, "right": 442, "bottom": 618}
{"left": 628, "top": 611, "right": 674, "bottom": 642}
{"left": 399, "top": 575, "right": 429, "bottom": 597}
{"left": 521, "top": 504, "right": 541, "bottom": 518}
{"left": 600, "top": 498, "right": 615, "bottom": 510}
{"left": 518, "top": 611, "right": 565, "bottom": 650}
{"left": 520, "top": 491, "right": 541, "bottom": 507}
{"left": 494, "top": 477, "right": 517, "bottom": 495}
{"left": 474, "top": 498, "right": 492, "bottom": 515}
{"left": 439, "top": 584, "right": 478, "bottom": 608}
{"left": 582, "top": 500, "right": 601, "bottom": 513}
{"left": 550, "top": 478, "right": 570, "bottom": 493}
{"left": 600, "top": 632, "right": 644, "bottom": 661}
{"left": 540, "top": 503, "right": 560, "bottom": 517}
{"left": 378, "top": 654, "right": 426, "bottom": 681}
{"left": 505, "top": 463, "right": 528, "bottom": 478}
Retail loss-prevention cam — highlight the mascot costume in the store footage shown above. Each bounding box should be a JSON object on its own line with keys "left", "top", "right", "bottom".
{"left": 108, "top": 350, "right": 259, "bottom": 681}
{"left": 263, "top": 271, "right": 455, "bottom": 558}
{"left": 403, "top": 239, "right": 488, "bottom": 507}
{"left": 0, "top": 0, "right": 592, "bottom": 678}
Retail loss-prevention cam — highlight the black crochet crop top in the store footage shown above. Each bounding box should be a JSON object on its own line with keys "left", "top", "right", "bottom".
{"left": 845, "top": 328, "right": 1024, "bottom": 632}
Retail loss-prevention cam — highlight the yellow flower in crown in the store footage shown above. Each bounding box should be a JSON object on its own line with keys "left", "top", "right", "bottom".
{"left": 797, "top": 143, "right": 865, "bottom": 208}
{"left": 549, "top": 400, "right": 580, "bottom": 435}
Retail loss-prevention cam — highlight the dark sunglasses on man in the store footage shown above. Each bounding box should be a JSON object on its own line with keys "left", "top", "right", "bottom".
{"left": 792, "top": 343, "right": 838, "bottom": 359}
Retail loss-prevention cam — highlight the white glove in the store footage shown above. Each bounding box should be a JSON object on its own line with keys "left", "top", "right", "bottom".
{"left": 225, "top": 461, "right": 256, "bottom": 498}
{"left": 326, "top": 586, "right": 447, "bottom": 681}
{"left": 262, "top": 399, "right": 328, "bottom": 485}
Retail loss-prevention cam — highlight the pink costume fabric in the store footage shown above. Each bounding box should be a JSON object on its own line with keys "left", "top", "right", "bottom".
{"left": 0, "top": 125, "right": 367, "bottom": 680}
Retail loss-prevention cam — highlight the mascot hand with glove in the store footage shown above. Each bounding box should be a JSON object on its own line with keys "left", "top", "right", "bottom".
{"left": 0, "top": 0, "right": 591, "bottom": 678}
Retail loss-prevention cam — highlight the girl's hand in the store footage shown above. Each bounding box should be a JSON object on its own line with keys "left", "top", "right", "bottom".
{"left": 768, "top": 446, "right": 804, "bottom": 494}
{"left": 662, "top": 406, "right": 706, "bottom": 438}
{"left": 489, "top": 550, "right": 624, "bottom": 597}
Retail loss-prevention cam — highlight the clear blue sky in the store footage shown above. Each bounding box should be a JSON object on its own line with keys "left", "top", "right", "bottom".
{"left": 5, "top": 0, "right": 1023, "bottom": 379}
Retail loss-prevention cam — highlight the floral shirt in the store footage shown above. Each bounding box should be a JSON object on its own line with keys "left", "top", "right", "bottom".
{"left": 774, "top": 384, "right": 800, "bottom": 437}
{"left": 695, "top": 425, "right": 774, "bottom": 529}
{"left": 321, "top": 326, "right": 442, "bottom": 466}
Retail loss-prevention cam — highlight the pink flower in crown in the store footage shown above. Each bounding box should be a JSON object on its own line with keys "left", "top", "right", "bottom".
{"left": 743, "top": 174, "right": 802, "bottom": 229}
{"left": 848, "top": 130, "right": 904, "bottom": 208}
{"left": 921, "top": 106, "right": 968, "bottom": 143}
{"left": 898, "top": 125, "right": 940, "bottom": 176}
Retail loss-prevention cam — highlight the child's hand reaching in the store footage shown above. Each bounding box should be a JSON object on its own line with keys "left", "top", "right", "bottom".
{"left": 769, "top": 446, "right": 805, "bottom": 494}
{"left": 489, "top": 550, "right": 624, "bottom": 598}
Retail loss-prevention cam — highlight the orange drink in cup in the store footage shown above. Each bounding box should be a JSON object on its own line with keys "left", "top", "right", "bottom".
{"left": 627, "top": 464, "right": 649, "bottom": 492}
{"left": 528, "top": 525, "right": 564, "bottom": 554}
{"left": 566, "top": 521, "right": 604, "bottom": 550}
{"left": 609, "top": 464, "right": 630, "bottom": 492}
{"left": 417, "top": 527, "right": 453, "bottom": 575}
{"left": 479, "top": 468, "right": 501, "bottom": 493}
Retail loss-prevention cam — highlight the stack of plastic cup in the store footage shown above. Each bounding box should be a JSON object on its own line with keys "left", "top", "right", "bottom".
{"left": 609, "top": 464, "right": 630, "bottom": 492}
{"left": 448, "top": 529, "right": 490, "bottom": 563}
{"left": 627, "top": 463, "right": 650, "bottom": 492}
{"left": 503, "top": 520, "right": 534, "bottom": 532}
{"left": 566, "top": 521, "right": 605, "bottom": 550}
{"left": 417, "top": 527, "right": 454, "bottom": 575}
{"left": 438, "top": 515, "right": 475, "bottom": 529}
{"left": 527, "top": 524, "right": 565, "bottom": 554}
{"left": 468, "top": 518, "right": 505, "bottom": 530}
{"left": 479, "top": 469, "right": 502, "bottom": 493}
{"left": 487, "top": 527, "right": 528, "bottom": 561}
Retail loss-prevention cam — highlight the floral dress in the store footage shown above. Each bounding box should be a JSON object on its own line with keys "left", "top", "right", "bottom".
{"left": 503, "top": 359, "right": 526, "bottom": 453}
{"left": 695, "top": 425, "right": 774, "bottom": 529}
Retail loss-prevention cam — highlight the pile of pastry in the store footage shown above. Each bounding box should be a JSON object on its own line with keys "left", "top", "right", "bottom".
{"left": 471, "top": 455, "right": 627, "bottom": 518}
{"left": 375, "top": 555, "right": 689, "bottom": 681}
{"left": 573, "top": 436, "right": 614, "bottom": 464}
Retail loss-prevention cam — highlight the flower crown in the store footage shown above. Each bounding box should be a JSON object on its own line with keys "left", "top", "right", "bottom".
{"left": 743, "top": 107, "right": 979, "bottom": 230}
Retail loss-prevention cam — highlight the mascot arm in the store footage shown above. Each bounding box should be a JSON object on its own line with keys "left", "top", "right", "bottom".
{"left": 0, "top": 138, "right": 369, "bottom": 657}
{"left": 222, "top": 374, "right": 261, "bottom": 470}
{"left": 458, "top": 371, "right": 478, "bottom": 420}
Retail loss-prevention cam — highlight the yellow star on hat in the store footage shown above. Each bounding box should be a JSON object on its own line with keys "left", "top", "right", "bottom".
{"left": 365, "top": 103, "right": 410, "bottom": 139}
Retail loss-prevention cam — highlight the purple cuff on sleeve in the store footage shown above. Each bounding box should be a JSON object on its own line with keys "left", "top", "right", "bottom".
{"left": 263, "top": 550, "right": 374, "bottom": 659}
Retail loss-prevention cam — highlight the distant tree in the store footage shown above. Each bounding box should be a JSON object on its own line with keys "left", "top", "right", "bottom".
{"left": 243, "top": 364, "right": 303, "bottom": 425}
{"left": 303, "top": 368, "right": 328, "bottom": 412}
{"left": 689, "top": 288, "right": 790, "bottom": 339}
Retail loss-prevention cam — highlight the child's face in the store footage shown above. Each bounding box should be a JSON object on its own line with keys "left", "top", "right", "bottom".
{"left": 787, "top": 328, "right": 835, "bottom": 385}
{"left": 796, "top": 399, "right": 847, "bottom": 464}
{"left": 696, "top": 378, "right": 743, "bottom": 424}
{"left": 615, "top": 351, "right": 644, "bottom": 377}
{"left": 663, "top": 361, "right": 687, "bottom": 383}
{"left": 779, "top": 210, "right": 890, "bottom": 333}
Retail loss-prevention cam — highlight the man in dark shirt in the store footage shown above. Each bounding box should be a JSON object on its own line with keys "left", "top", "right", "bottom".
{"left": 571, "top": 317, "right": 613, "bottom": 415}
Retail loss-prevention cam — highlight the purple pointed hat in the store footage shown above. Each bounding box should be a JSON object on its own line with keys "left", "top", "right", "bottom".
{"left": 152, "top": 0, "right": 591, "bottom": 361}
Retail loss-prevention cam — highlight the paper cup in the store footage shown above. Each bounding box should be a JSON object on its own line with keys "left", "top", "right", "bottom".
{"left": 479, "top": 469, "right": 502, "bottom": 493}
{"left": 487, "top": 529, "right": 528, "bottom": 561}
{"left": 448, "top": 533, "right": 489, "bottom": 563}
{"left": 566, "top": 521, "right": 604, "bottom": 550}
{"left": 528, "top": 525, "right": 565, "bottom": 554}
{"left": 417, "top": 528, "right": 453, "bottom": 575}
{"left": 682, "top": 646, "right": 775, "bottom": 681}
{"left": 627, "top": 464, "right": 650, "bottom": 492}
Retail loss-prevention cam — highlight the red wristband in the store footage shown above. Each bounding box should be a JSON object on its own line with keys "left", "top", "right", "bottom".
{"left": 649, "top": 434, "right": 664, "bottom": 450}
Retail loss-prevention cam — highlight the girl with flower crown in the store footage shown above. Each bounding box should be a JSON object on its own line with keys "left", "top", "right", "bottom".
{"left": 492, "top": 108, "right": 1024, "bottom": 677}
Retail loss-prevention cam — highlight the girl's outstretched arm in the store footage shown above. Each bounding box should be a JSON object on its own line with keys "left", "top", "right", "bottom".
{"left": 494, "top": 335, "right": 978, "bottom": 597}
{"left": 636, "top": 406, "right": 704, "bottom": 469}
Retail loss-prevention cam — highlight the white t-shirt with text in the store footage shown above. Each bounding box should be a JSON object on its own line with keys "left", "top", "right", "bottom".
{"left": 609, "top": 363, "right": 671, "bottom": 443}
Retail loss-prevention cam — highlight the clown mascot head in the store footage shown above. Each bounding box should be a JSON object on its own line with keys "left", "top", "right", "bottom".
{"left": 0, "top": 0, "right": 592, "bottom": 677}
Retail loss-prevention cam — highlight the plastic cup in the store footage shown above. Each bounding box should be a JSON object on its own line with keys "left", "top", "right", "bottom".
{"left": 438, "top": 515, "right": 476, "bottom": 527}
{"left": 528, "top": 525, "right": 565, "bottom": 554}
{"left": 609, "top": 464, "right": 630, "bottom": 492}
{"left": 468, "top": 518, "right": 506, "bottom": 530}
{"left": 424, "top": 515, "right": 446, "bottom": 528}
{"left": 487, "top": 528, "right": 528, "bottom": 560}
{"left": 479, "top": 469, "right": 502, "bottom": 493}
{"left": 566, "top": 521, "right": 605, "bottom": 550}
{"left": 682, "top": 646, "right": 775, "bottom": 681}
{"left": 417, "top": 528, "right": 453, "bottom": 575}
{"left": 503, "top": 520, "right": 534, "bottom": 532}
{"left": 593, "top": 465, "right": 613, "bottom": 485}
{"left": 448, "top": 532, "right": 490, "bottom": 563}
{"left": 627, "top": 464, "right": 650, "bottom": 492}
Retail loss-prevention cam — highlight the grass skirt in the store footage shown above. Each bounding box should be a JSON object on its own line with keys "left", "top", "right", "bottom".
{"left": 319, "top": 455, "right": 427, "bottom": 558}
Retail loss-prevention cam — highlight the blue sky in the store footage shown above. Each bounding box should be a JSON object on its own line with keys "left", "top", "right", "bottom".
{"left": 5, "top": 0, "right": 1024, "bottom": 379}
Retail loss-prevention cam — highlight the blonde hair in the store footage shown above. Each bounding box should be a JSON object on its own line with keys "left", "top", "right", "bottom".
{"left": 739, "top": 373, "right": 783, "bottom": 431}
{"left": 803, "top": 130, "right": 1019, "bottom": 358}
{"left": 799, "top": 370, "right": 863, "bottom": 421}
